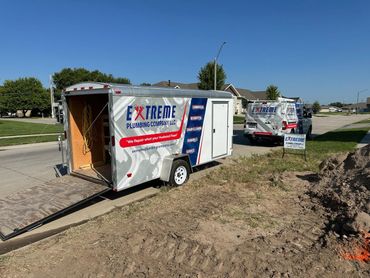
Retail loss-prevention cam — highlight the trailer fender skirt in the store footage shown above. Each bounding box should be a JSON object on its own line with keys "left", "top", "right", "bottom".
{"left": 160, "top": 154, "right": 192, "bottom": 182}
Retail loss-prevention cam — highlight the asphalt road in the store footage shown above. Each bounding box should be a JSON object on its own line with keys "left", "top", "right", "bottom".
{"left": 1, "top": 114, "right": 369, "bottom": 198}
{"left": 0, "top": 142, "right": 61, "bottom": 197}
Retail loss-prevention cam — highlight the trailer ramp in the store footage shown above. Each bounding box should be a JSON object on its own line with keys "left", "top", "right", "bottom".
{"left": 0, "top": 175, "right": 110, "bottom": 241}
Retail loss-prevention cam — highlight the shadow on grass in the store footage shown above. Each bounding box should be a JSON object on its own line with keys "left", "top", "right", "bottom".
{"left": 313, "top": 129, "right": 368, "bottom": 143}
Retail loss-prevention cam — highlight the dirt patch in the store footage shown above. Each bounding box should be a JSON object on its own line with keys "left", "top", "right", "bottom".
{"left": 0, "top": 150, "right": 369, "bottom": 276}
{"left": 308, "top": 144, "right": 370, "bottom": 265}
{"left": 312, "top": 144, "right": 370, "bottom": 235}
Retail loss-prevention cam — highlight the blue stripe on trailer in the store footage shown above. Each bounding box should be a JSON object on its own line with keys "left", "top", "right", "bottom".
{"left": 182, "top": 98, "right": 207, "bottom": 166}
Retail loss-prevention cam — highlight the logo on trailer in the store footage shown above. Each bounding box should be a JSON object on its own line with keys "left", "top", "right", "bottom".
{"left": 120, "top": 101, "right": 188, "bottom": 148}
{"left": 134, "top": 106, "right": 145, "bottom": 120}
{"left": 126, "top": 105, "right": 177, "bottom": 129}
{"left": 127, "top": 105, "right": 176, "bottom": 121}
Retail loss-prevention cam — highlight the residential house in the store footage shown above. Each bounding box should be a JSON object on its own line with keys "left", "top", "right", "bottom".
{"left": 342, "top": 102, "right": 368, "bottom": 113}
{"left": 151, "top": 81, "right": 267, "bottom": 115}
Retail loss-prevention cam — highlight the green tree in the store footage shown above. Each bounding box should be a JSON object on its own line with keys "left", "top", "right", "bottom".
{"left": 52, "top": 68, "right": 131, "bottom": 96}
{"left": 197, "top": 61, "right": 226, "bottom": 90}
{"left": 2, "top": 78, "right": 49, "bottom": 117}
{"left": 312, "top": 101, "right": 321, "bottom": 114}
{"left": 140, "top": 83, "right": 151, "bottom": 86}
{"left": 329, "top": 102, "right": 343, "bottom": 108}
{"left": 0, "top": 86, "right": 6, "bottom": 116}
{"left": 31, "top": 88, "right": 51, "bottom": 116}
{"left": 266, "top": 85, "right": 281, "bottom": 100}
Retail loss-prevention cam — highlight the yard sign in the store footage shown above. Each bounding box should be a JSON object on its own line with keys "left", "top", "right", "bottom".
{"left": 283, "top": 134, "right": 307, "bottom": 160}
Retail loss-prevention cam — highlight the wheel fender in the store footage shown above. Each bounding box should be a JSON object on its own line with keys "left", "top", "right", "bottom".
{"left": 160, "top": 154, "right": 192, "bottom": 182}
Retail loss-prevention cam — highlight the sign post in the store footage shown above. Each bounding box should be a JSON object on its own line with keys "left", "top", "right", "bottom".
{"left": 283, "top": 134, "right": 307, "bottom": 161}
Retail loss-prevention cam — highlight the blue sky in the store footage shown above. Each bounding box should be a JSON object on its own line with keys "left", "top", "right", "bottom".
{"left": 0, "top": 0, "right": 369, "bottom": 104}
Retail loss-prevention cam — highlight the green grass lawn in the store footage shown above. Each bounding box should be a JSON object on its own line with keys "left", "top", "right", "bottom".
{"left": 233, "top": 115, "right": 245, "bottom": 124}
{"left": 356, "top": 118, "right": 370, "bottom": 124}
{"left": 211, "top": 124, "right": 370, "bottom": 185}
{"left": 0, "top": 120, "right": 63, "bottom": 137}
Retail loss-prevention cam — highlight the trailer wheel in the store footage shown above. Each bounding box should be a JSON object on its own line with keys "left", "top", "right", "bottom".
{"left": 248, "top": 136, "right": 257, "bottom": 145}
{"left": 169, "top": 160, "right": 190, "bottom": 186}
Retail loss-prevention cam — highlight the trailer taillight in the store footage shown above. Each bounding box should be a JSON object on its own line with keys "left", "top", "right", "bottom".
{"left": 282, "top": 121, "right": 287, "bottom": 130}
{"left": 111, "top": 136, "right": 115, "bottom": 147}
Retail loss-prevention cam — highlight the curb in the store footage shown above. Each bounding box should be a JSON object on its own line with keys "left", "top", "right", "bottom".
{"left": 0, "top": 133, "right": 61, "bottom": 139}
{"left": 357, "top": 130, "right": 370, "bottom": 149}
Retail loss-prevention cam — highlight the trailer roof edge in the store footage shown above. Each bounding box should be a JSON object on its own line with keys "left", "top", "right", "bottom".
{"left": 64, "top": 82, "right": 233, "bottom": 99}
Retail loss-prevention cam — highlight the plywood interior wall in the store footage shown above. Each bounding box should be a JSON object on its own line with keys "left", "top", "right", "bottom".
{"left": 68, "top": 94, "right": 108, "bottom": 171}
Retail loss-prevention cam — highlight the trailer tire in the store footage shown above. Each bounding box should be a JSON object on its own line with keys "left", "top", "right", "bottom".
{"left": 169, "top": 160, "right": 190, "bottom": 186}
{"left": 248, "top": 136, "right": 257, "bottom": 145}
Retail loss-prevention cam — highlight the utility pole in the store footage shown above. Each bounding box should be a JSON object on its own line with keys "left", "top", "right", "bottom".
{"left": 356, "top": 89, "right": 368, "bottom": 114}
{"left": 50, "top": 75, "right": 55, "bottom": 118}
{"left": 214, "top": 41, "right": 226, "bottom": 90}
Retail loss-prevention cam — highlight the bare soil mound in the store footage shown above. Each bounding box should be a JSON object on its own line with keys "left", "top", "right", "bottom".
{"left": 311, "top": 144, "right": 370, "bottom": 235}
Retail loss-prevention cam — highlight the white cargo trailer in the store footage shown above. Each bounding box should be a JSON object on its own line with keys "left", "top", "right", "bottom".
{"left": 63, "top": 82, "right": 233, "bottom": 190}
{"left": 0, "top": 82, "right": 233, "bottom": 240}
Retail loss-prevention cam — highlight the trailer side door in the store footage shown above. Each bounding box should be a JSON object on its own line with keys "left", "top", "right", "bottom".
{"left": 212, "top": 101, "right": 229, "bottom": 158}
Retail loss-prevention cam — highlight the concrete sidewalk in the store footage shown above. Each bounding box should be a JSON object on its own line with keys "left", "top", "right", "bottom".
{"left": 0, "top": 186, "right": 159, "bottom": 255}
{"left": 0, "top": 117, "right": 57, "bottom": 125}
{"left": 357, "top": 130, "right": 370, "bottom": 148}
{"left": 0, "top": 133, "right": 61, "bottom": 139}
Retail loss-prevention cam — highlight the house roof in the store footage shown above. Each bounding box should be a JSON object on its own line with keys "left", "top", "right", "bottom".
{"left": 222, "top": 84, "right": 242, "bottom": 97}
{"left": 152, "top": 81, "right": 199, "bottom": 90}
{"left": 233, "top": 88, "right": 254, "bottom": 99}
{"left": 250, "top": 91, "right": 267, "bottom": 100}
{"left": 152, "top": 80, "right": 268, "bottom": 100}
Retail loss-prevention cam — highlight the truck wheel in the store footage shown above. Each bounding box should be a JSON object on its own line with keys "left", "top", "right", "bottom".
{"left": 248, "top": 136, "right": 257, "bottom": 145}
{"left": 306, "top": 126, "right": 312, "bottom": 140}
{"left": 169, "top": 160, "right": 190, "bottom": 186}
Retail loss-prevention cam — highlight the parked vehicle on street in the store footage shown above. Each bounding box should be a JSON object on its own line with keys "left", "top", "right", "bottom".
{"left": 244, "top": 98, "right": 298, "bottom": 144}
{"left": 294, "top": 103, "right": 313, "bottom": 139}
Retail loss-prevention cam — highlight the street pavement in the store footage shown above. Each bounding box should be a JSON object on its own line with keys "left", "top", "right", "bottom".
{"left": 0, "top": 142, "right": 61, "bottom": 197}
{"left": 0, "top": 117, "right": 57, "bottom": 125}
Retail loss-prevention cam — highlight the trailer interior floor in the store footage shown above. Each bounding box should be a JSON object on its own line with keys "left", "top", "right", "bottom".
{"left": 73, "top": 164, "right": 112, "bottom": 184}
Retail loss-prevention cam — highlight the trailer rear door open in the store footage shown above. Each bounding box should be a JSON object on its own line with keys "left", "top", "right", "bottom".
{"left": 0, "top": 176, "right": 110, "bottom": 240}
